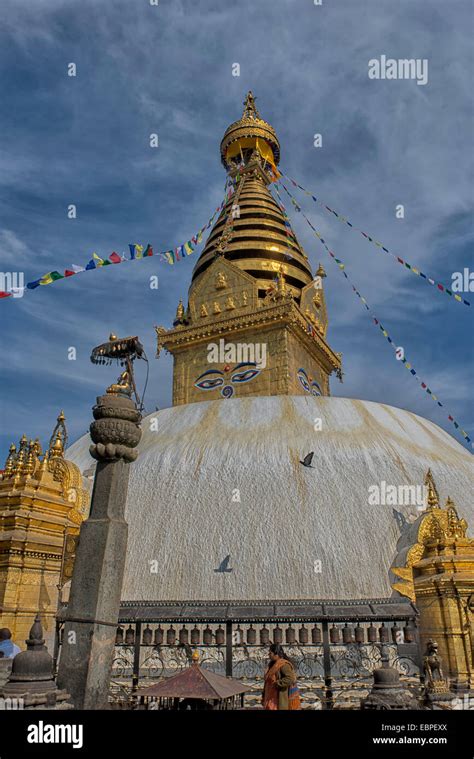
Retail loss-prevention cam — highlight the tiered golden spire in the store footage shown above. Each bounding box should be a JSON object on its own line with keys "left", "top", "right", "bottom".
{"left": 191, "top": 93, "right": 314, "bottom": 304}
{"left": 1, "top": 412, "right": 67, "bottom": 480}
{"left": 155, "top": 93, "right": 342, "bottom": 405}
{"left": 425, "top": 468, "right": 439, "bottom": 509}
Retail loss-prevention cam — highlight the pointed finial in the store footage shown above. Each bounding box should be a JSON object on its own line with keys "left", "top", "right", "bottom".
{"left": 316, "top": 263, "right": 327, "bottom": 278}
{"left": 424, "top": 468, "right": 439, "bottom": 509}
{"left": 109, "top": 333, "right": 117, "bottom": 341}
{"left": 173, "top": 299, "right": 185, "bottom": 326}
{"left": 3, "top": 443, "right": 17, "bottom": 477}
{"left": 191, "top": 650, "right": 200, "bottom": 665}
{"left": 26, "top": 613, "right": 46, "bottom": 649}
{"left": 48, "top": 411, "right": 68, "bottom": 457}
{"left": 242, "top": 90, "right": 260, "bottom": 120}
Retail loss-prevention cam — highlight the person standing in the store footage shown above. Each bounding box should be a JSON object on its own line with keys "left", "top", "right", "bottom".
{"left": 0, "top": 628, "right": 21, "bottom": 658}
{"left": 262, "top": 643, "right": 301, "bottom": 710}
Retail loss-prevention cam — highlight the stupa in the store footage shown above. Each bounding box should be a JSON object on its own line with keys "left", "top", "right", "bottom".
{"left": 49, "top": 94, "right": 474, "bottom": 623}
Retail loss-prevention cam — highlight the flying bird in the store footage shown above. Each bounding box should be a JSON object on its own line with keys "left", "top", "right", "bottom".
{"left": 214, "top": 554, "right": 233, "bottom": 573}
{"left": 392, "top": 508, "right": 408, "bottom": 532}
{"left": 300, "top": 452, "right": 314, "bottom": 468}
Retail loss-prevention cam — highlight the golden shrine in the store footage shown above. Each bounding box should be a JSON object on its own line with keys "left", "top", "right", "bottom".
{"left": 391, "top": 469, "right": 474, "bottom": 689}
{"left": 0, "top": 413, "right": 90, "bottom": 648}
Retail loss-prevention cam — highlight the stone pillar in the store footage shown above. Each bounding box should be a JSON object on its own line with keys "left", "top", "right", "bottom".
{"left": 57, "top": 389, "right": 141, "bottom": 709}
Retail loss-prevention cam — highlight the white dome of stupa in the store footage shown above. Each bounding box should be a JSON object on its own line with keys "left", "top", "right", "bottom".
{"left": 66, "top": 395, "right": 473, "bottom": 602}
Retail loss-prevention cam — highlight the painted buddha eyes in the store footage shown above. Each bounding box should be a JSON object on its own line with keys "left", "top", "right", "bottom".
{"left": 297, "top": 368, "right": 310, "bottom": 392}
{"left": 297, "top": 368, "right": 322, "bottom": 396}
{"left": 194, "top": 370, "right": 224, "bottom": 390}
{"left": 194, "top": 363, "right": 261, "bottom": 397}
{"left": 231, "top": 363, "right": 260, "bottom": 383}
{"left": 310, "top": 382, "right": 321, "bottom": 397}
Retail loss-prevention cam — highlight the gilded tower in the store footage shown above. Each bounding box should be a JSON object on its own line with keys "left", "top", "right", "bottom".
{"left": 156, "top": 92, "right": 341, "bottom": 405}
{"left": 0, "top": 413, "right": 90, "bottom": 648}
{"left": 391, "top": 470, "right": 474, "bottom": 689}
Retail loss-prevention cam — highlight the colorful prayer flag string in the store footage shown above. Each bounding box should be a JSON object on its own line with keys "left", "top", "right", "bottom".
{"left": 275, "top": 181, "right": 472, "bottom": 448}
{"left": 281, "top": 171, "right": 470, "bottom": 308}
{"left": 4, "top": 200, "right": 226, "bottom": 299}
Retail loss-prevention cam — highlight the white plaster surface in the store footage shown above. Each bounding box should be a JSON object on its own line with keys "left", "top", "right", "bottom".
{"left": 66, "top": 396, "right": 473, "bottom": 602}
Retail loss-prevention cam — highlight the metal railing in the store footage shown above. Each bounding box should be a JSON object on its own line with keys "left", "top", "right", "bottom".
{"left": 56, "top": 597, "right": 422, "bottom": 709}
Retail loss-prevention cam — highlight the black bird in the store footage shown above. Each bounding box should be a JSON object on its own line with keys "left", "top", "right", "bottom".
{"left": 392, "top": 508, "right": 408, "bottom": 532}
{"left": 300, "top": 452, "right": 314, "bottom": 468}
{"left": 214, "top": 554, "right": 233, "bottom": 573}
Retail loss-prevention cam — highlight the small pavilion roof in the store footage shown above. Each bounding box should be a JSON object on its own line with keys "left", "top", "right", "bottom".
{"left": 137, "top": 663, "right": 250, "bottom": 701}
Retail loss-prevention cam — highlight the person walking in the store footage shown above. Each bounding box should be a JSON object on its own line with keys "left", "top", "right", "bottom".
{"left": 262, "top": 643, "right": 301, "bottom": 710}
{"left": 0, "top": 628, "right": 21, "bottom": 658}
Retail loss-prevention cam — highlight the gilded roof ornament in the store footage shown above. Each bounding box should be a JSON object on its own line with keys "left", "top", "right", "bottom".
{"left": 48, "top": 410, "right": 68, "bottom": 456}
{"left": 425, "top": 468, "right": 439, "bottom": 509}
{"left": 390, "top": 471, "right": 472, "bottom": 601}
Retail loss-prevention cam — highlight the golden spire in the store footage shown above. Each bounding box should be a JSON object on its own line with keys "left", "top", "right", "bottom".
{"left": 3, "top": 443, "right": 17, "bottom": 477}
{"left": 425, "top": 468, "right": 439, "bottom": 510}
{"left": 220, "top": 91, "right": 280, "bottom": 171}
{"left": 48, "top": 411, "right": 68, "bottom": 457}
{"left": 173, "top": 299, "right": 185, "bottom": 327}
{"left": 25, "top": 440, "right": 36, "bottom": 475}
{"left": 242, "top": 90, "right": 260, "bottom": 120}
{"left": 316, "top": 263, "right": 327, "bottom": 278}
{"left": 193, "top": 93, "right": 312, "bottom": 303}
{"left": 50, "top": 433, "right": 64, "bottom": 459}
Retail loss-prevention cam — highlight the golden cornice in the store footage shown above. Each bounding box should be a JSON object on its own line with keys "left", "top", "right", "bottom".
{"left": 155, "top": 299, "right": 341, "bottom": 370}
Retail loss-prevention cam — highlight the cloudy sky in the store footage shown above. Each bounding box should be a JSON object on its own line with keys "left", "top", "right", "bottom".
{"left": 0, "top": 0, "right": 472, "bottom": 459}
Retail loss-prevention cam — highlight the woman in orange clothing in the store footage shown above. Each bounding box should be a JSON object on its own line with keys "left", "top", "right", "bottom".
{"left": 262, "top": 643, "right": 301, "bottom": 710}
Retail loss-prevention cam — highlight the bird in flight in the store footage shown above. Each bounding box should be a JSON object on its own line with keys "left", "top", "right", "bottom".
{"left": 300, "top": 452, "right": 314, "bottom": 468}
{"left": 214, "top": 554, "right": 233, "bottom": 573}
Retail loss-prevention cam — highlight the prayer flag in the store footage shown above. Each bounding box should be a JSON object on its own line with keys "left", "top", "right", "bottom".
{"left": 109, "top": 252, "right": 122, "bottom": 264}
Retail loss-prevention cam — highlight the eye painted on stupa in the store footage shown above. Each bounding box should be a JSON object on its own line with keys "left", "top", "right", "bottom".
{"left": 194, "top": 369, "right": 225, "bottom": 390}
{"left": 311, "top": 380, "right": 322, "bottom": 397}
{"left": 231, "top": 362, "right": 261, "bottom": 384}
{"left": 297, "top": 368, "right": 310, "bottom": 392}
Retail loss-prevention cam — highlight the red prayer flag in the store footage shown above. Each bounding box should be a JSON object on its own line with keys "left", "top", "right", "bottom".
{"left": 109, "top": 252, "right": 121, "bottom": 263}
{"left": 64, "top": 270, "right": 75, "bottom": 277}
{"left": 0, "top": 291, "right": 12, "bottom": 298}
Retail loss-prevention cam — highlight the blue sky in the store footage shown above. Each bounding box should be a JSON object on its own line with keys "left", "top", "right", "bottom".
{"left": 0, "top": 0, "right": 472, "bottom": 459}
